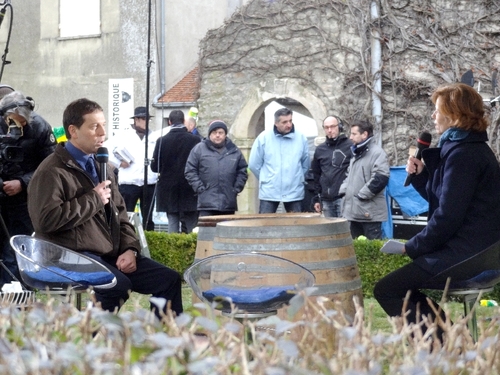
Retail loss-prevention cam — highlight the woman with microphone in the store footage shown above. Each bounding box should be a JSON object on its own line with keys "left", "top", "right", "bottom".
{"left": 374, "top": 83, "right": 500, "bottom": 342}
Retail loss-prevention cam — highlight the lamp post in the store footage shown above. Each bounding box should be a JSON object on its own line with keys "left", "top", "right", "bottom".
{"left": 143, "top": 0, "right": 153, "bottom": 230}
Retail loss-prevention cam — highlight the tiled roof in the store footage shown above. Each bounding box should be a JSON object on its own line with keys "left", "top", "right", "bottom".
{"left": 158, "top": 67, "right": 199, "bottom": 103}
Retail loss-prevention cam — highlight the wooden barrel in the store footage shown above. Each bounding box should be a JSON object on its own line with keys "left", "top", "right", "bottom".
{"left": 211, "top": 217, "right": 363, "bottom": 318}
{"left": 194, "top": 212, "right": 320, "bottom": 263}
{"left": 192, "top": 213, "right": 320, "bottom": 308}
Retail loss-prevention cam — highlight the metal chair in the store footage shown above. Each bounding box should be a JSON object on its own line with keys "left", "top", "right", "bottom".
{"left": 423, "top": 240, "right": 500, "bottom": 341}
{"left": 10, "top": 235, "right": 117, "bottom": 310}
{"left": 128, "top": 212, "right": 151, "bottom": 258}
{"left": 184, "top": 252, "right": 315, "bottom": 319}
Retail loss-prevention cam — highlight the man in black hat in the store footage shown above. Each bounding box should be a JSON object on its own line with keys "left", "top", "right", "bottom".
{"left": 105, "top": 106, "right": 158, "bottom": 231}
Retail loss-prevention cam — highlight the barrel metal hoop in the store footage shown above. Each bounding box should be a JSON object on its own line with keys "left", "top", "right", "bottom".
{"left": 212, "top": 237, "right": 353, "bottom": 251}
{"left": 302, "top": 256, "right": 358, "bottom": 270}
{"left": 216, "top": 222, "right": 351, "bottom": 239}
{"left": 312, "top": 279, "right": 363, "bottom": 295}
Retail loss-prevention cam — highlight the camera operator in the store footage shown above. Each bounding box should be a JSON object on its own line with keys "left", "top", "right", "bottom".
{"left": 0, "top": 91, "right": 56, "bottom": 285}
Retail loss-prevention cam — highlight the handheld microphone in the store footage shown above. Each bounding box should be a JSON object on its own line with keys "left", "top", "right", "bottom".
{"left": 95, "top": 147, "right": 109, "bottom": 183}
{"left": 404, "top": 132, "right": 432, "bottom": 187}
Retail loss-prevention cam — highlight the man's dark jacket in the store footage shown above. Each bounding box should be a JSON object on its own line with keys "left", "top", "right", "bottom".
{"left": 0, "top": 113, "right": 56, "bottom": 206}
{"left": 27, "top": 143, "right": 140, "bottom": 257}
{"left": 311, "top": 134, "right": 352, "bottom": 201}
{"left": 151, "top": 126, "right": 201, "bottom": 213}
{"left": 185, "top": 138, "right": 248, "bottom": 212}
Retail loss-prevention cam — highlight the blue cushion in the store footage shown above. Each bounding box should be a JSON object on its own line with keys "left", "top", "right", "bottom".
{"left": 25, "top": 266, "right": 114, "bottom": 286}
{"left": 202, "top": 285, "right": 296, "bottom": 312}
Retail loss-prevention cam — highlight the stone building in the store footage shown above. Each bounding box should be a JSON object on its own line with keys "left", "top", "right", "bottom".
{"left": 196, "top": 0, "right": 500, "bottom": 213}
{"left": 0, "top": 0, "right": 248, "bottom": 130}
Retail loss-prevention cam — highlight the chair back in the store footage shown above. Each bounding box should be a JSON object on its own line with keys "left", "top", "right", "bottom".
{"left": 425, "top": 239, "right": 500, "bottom": 286}
{"left": 184, "top": 252, "right": 315, "bottom": 313}
{"left": 10, "top": 235, "right": 116, "bottom": 291}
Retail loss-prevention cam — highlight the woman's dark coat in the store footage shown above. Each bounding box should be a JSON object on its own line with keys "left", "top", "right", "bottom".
{"left": 406, "top": 131, "right": 500, "bottom": 275}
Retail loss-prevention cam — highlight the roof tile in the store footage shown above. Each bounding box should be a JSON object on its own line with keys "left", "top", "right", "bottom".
{"left": 159, "top": 67, "right": 199, "bottom": 103}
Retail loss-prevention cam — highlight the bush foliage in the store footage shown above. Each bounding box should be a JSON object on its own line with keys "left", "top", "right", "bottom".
{"left": 353, "top": 238, "right": 411, "bottom": 298}
{"left": 145, "top": 231, "right": 196, "bottom": 278}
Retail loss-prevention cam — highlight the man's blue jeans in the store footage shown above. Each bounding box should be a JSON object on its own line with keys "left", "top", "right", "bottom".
{"left": 259, "top": 200, "right": 303, "bottom": 214}
{"left": 321, "top": 198, "right": 342, "bottom": 218}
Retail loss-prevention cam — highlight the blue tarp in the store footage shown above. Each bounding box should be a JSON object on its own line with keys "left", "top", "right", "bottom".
{"left": 382, "top": 166, "right": 428, "bottom": 239}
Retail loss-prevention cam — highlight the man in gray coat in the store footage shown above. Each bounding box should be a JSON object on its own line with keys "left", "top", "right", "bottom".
{"left": 339, "top": 120, "right": 389, "bottom": 239}
{"left": 185, "top": 120, "right": 248, "bottom": 216}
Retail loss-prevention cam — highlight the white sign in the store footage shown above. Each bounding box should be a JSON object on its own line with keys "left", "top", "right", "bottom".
{"left": 108, "top": 78, "right": 134, "bottom": 139}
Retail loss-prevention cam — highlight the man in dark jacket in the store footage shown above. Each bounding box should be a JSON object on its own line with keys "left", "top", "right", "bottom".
{"left": 311, "top": 116, "right": 352, "bottom": 217}
{"left": 151, "top": 110, "right": 201, "bottom": 233}
{"left": 185, "top": 120, "right": 248, "bottom": 216}
{"left": 27, "top": 98, "right": 183, "bottom": 317}
{"left": 0, "top": 91, "right": 56, "bottom": 285}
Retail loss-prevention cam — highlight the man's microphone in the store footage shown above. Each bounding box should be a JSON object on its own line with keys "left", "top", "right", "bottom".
{"left": 404, "top": 132, "right": 432, "bottom": 187}
{"left": 95, "top": 147, "right": 109, "bottom": 183}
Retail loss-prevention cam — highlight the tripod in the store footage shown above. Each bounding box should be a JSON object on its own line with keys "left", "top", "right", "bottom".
{"left": 0, "top": 206, "right": 22, "bottom": 283}
{"left": 0, "top": 206, "right": 35, "bottom": 307}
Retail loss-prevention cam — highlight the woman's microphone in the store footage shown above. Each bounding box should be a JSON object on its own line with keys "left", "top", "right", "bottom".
{"left": 404, "top": 132, "right": 432, "bottom": 187}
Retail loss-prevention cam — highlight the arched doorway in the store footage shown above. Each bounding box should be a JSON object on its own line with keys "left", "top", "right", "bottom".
{"left": 229, "top": 86, "right": 327, "bottom": 214}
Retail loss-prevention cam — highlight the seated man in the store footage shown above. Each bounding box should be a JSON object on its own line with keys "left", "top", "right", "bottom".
{"left": 27, "top": 98, "right": 183, "bottom": 317}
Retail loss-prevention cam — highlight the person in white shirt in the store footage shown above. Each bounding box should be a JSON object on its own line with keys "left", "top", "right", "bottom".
{"left": 105, "top": 106, "right": 159, "bottom": 230}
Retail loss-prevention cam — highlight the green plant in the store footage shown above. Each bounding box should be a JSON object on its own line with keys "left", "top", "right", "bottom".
{"left": 354, "top": 239, "right": 411, "bottom": 298}
{"left": 144, "top": 231, "right": 196, "bottom": 277}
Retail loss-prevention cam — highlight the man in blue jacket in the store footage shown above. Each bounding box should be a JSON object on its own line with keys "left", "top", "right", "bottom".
{"left": 249, "top": 107, "right": 310, "bottom": 213}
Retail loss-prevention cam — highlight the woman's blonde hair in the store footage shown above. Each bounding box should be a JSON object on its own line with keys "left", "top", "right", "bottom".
{"left": 431, "top": 83, "right": 489, "bottom": 132}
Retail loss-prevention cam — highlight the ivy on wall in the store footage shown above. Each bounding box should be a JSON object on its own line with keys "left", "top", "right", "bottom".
{"left": 198, "top": 0, "right": 500, "bottom": 164}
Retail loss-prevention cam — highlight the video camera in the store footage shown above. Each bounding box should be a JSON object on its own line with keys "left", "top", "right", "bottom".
{"left": 0, "top": 117, "right": 23, "bottom": 198}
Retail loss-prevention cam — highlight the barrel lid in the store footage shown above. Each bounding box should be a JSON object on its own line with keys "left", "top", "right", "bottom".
{"left": 197, "top": 212, "right": 321, "bottom": 227}
{"left": 215, "top": 216, "right": 345, "bottom": 228}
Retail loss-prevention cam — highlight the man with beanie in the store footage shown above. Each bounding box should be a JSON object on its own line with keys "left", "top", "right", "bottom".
{"left": 151, "top": 110, "right": 200, "bottom": 233}
{"left": 311, "top": 115, "right": 353, "bottom": 217}
{"left": 185, "top": 120, "right": 248, "bottom": 217}
{"left": 249, "top": 107, "right": 310, "bottom": 213}
{"left": 105, "top": 106, "right": 159, "bottom": 231}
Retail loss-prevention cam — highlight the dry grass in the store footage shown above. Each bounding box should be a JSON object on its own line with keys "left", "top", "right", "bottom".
{"left": 36, "top": 284, "right": 498, "bottom": 336}
{"left": 4, "top": 287, "right": 500, "bottom": 374}
{"left": 121, "top": 286, "right": 497, "bottom": 335}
